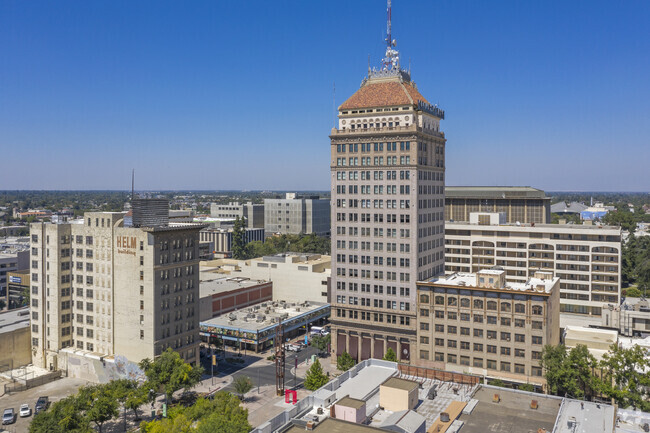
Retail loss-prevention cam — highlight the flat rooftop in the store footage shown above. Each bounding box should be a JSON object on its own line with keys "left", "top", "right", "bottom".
{"left": 0, "top": 307, "right": 30, "bottom": 334}
{"left": 336, "top": 396, "right": 366, "bottom": 410}
{"left": 425, "top": 272, "right": 558, "bottom": 294}
{"left": 445, "top": 186, "right": 547, "bottom": 199}
{"left": 199, "top": 276, "right": 268, "bottom": 298}
{"left": 200, "top": 300, "right": 329, "bottom": 333}
{"left": 252, "top": 252, "right": 331, "bottom": 266}
{"left": 382, "top": 377, "right": 419, "bottom": 392}
{"left": 335, "top": 364, "right": 397, "bottom": 400}
{"left": 447, "top": 220, "right": 621, "bottom": 232}
{"left": 284, "top": 418, "right": 380, "bottom": 433}
{"left": 555, "top": 399, "right": 615, "bottom": 433}
{"left": 458, "top": 386, "right": 561, "bottom": 433}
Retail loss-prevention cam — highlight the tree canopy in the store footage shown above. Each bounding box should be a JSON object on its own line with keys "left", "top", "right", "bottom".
{"left": 541, "top": 343, "right": 650, "bottom": 409}
{"left": 139, "top": 348, "right": 203, "bottom": 401}
{"left": 304, "top": 359, "right": 329, "bottom": 391}
{"left": 336, "top": 352, "right": 355, "bottom": 372}
{"left": 141, "top": 393, "right": 251, "bottom": 433}
{"left": 382, "top": 348, "right": 397, "bottom": 362}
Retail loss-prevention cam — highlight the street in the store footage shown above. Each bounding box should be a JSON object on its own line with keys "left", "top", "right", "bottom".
{"left": 221, "top": 346, "right": 320, "bottom": 393}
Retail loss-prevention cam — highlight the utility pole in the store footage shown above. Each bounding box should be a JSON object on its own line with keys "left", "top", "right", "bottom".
{"left": 275, "top": 319, "right": 285, "bottom": 396}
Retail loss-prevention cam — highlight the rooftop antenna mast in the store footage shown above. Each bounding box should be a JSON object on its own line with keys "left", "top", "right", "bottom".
{"left": 386, "top": 0, "right": 392, "bottom": 50}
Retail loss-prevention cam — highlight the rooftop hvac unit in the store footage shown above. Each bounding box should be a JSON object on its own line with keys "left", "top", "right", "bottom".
{"left": 440, "top": 412, "right": 450, "bottom": 423}
{"left": 567, "top": 416, "right": 577, "bottom": 429}
{"left": 295, "top": 308, "right": 301, "bottom": 312}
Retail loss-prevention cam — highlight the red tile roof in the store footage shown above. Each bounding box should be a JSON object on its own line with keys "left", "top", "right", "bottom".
{"left": 339, "top": 79, "right": 429, "bottom": 110}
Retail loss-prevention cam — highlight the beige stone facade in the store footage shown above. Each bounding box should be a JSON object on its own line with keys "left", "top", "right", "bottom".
{"left": 416, "top": 270, "right": 560, "bottom": 387}
{"left": 445, "top": 216, "right": 621, "bottom": 316}
{"left": 330, "top": 68, "right": 446, "bottom": 364}
{"left": 30, "top": 212, "right": 203, "bottom": 371}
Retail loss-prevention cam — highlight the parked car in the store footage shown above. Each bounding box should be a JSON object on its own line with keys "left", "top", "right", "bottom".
{"left": 19, "top": 404, "right": 32, "bottom": 417}
{"left": 35, "top": 396, "right": 49, "bottom": 414}
{"left": 284, "top": 344, "right": 302, "bottom": 352}
{"left": 2, "top": 408, "right": 16, "bottom": 425}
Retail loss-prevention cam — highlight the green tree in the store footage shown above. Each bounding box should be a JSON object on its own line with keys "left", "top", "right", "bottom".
{"left": 232, "top": 375, "right": 253, "bottom": 400}
{"left": 489, "top": 379, "right": 505, "bottom": 388}
{"left": 311, "top": 334, "right": 331, "bottom": 354}
{"left": 195, "top": 393, "right": 251, "bottom": 433}
{"left": 304, "top": 359, "right": 329, "bottom": 391}
{"left": 600, "top": 344, "right": 650, "bottom": 410}
{"left": 336, "top": 352, "right": 355, "bottom": 372}
{"left": 540, "top": 344, "right": 569, "bottom": 396}
{"left": 125, "top": 386, "right": 149, "bottom": 420}
{"left": 518, "top": 383, "right": 535, "bottom": 392}
{"left": 541, "top": 344, "right": 599, "bottom": 399}
{"left": 29, "top": 394, "right": 90, "bottom": 433}
{"left": 231, "top": 217, "right": 249, "bottom": 259}
{"left": 77, "top": 384, "right": 119, "bottom": 433}
{"left": 141, "top": 413, "right": 193, "bottom": 433}
{"left": 382, "top": 347, "right": 397, "bottom": 362}
{"left": 139, "top": 348, "right": 204, "bottom": 403}
{"left": 623, "top": 287, "right": 642, "bottom": 298}
{"left": 107, "top": 379, "right": 138, "bottom": 428}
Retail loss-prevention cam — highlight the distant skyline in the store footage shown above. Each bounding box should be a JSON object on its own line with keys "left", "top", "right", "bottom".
{"left": 1, "top": 1, "right": 649, "bottom": 191}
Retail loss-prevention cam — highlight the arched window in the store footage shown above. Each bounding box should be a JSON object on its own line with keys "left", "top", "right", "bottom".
{"left": 473, "top": 299, "right": 484, "bottom": 309}
{"left": 532, "top": 305, "right": 543, "bottom": 316}
{"left": 448, "top": 297, "right": 458, "bottom": 307}
{"left": 515, "top": 303, "right": 526, "bottom": 314}
{"left": 435, "top": 296, "right": 445, "bottom": 305}
{"left": 500, "top": 302, "right": 511, "bottom": 313}
{"left": 460, "top": 298, "right": 470, "bottom": 308}
{"left": 487, "top": 301, "right": 497, "bottom": 311}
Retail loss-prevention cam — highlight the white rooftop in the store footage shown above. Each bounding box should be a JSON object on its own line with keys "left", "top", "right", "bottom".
{"left": 199, "top": 276, "right": 268, "bottom": 298}
{"left": 428, "top": 272, "right": 558, "bottom": 294}
{"left": 555, "top": 400, "right": 615, "bottom": 433}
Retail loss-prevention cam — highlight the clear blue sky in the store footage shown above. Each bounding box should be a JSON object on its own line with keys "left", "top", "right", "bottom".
{"left": 1, "top": 1, "right": 649, "bottom": 191}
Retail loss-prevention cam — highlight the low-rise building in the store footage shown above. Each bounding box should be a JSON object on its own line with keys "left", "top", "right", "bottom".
{"left": 563, "top": 326, "right": 618, "bottom": 360}
{"left": 602, "top": 297, "right": 650, "bottom": 337}
{"left": 0, "top": 307, "right": 31, "bottom": 372}
{"left": 416, "top": 269, "right": 560, "bottom": 387}
{"left": 0, "top": 250, "right": 28, "bottom": 308}
{"left": 199, "top": 276, "right": 272, "bottom": 321}
{"left": 6, "top": 269, "right": 30, "bottom": 310}
{"left": 255, "top": 358, "right": 621, "bottom": 433}
{"left": 199, "top": 300, "right": 329, "bottom": 353}
{"left": 445, "top": 213, "right": 622, "bottom": 316}
{"left": 210, "top": 202, "right": 264, "bottom": 228}
{"left": 203, "top": 253, "right": 331, "bottom": 304}
{"left": 264, "top": 193, "right": 330, "bottom": 236}
{"left": 199, "top": 227, "right": 265, "bottom": 258}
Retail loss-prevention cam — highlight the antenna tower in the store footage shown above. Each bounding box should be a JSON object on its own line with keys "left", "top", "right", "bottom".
{"left": 386, "top": 0, "right": 392, "bottom": 49}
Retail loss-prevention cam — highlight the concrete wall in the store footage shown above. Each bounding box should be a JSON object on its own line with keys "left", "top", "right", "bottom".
{"left": 199, "top": 281, "right": 272, "bottom": 321}
{"left": 0, "top": 325, "right": 31, "bottom": 371}
{"left": 334, "top": 403, "right": 365, "bottom": 423}
{"left": 380, "top": 386, "right": 417, "bottom": 412}
{"left": 232, "top": 258, "right": 330, "bottom": 304}
{"left": 58, "top": 350, "right": 145, "bottom": 384}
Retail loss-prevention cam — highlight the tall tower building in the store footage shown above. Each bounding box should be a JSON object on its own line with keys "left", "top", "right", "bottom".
{"left": 30, "top": 208, "right": 204, "bottom": 371}
{"left": 330, "top": 1, "right": 446, "bottom": 363}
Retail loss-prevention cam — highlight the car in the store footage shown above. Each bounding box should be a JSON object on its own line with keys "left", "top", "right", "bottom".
{"left": 35, "top": 396, "right": 49, "bottom": 414}
{"left": 19, "top": 404, "right": 32, "bottom": 417}
{"left": 2, "top": 408, "right": 16, "bottom": 425}
{"left": 284, "top": 344, "right": 302, "bottom": 352}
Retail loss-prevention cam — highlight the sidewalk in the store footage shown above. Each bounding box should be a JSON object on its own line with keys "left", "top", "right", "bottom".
{"left": 293, "top": 354, "right": 339, "bottom": 379}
